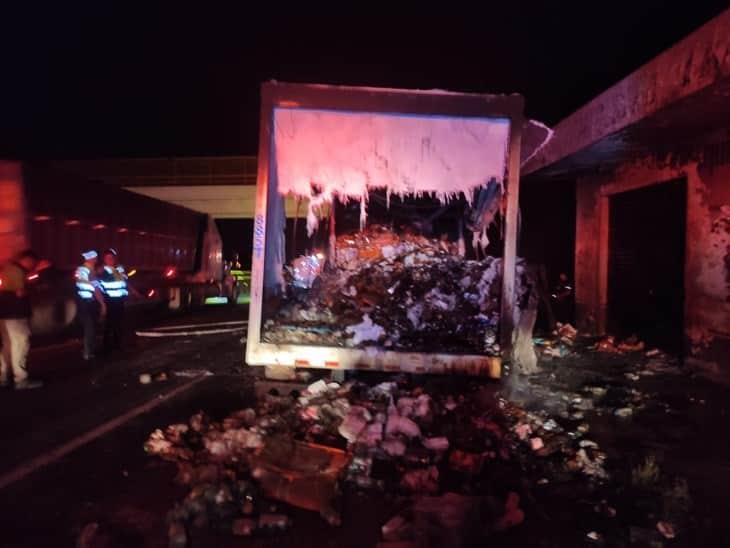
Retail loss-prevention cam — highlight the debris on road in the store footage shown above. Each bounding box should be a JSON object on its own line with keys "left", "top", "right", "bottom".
{"left": 592, "top": 334, "right": 649, "bottom": 355}
{"left": 534, "top": 323, "right": 579, "bottom": 359}
{"left": 145, "top": 366, "right": 646, "bottom": 546}
{"left": 141, "top": 324, "right": 699, "bottom": 546}
{"left": 139, "top": 371, "right": 170, "bottom": 384}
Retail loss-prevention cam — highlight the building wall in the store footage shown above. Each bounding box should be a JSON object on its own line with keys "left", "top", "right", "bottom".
{"left": 574, "top": 154, "right": 730, "bottom": 371}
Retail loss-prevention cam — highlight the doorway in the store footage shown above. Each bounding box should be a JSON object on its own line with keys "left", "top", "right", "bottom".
{"left": 607, "top": 179, "right": 686, "bottom": 353}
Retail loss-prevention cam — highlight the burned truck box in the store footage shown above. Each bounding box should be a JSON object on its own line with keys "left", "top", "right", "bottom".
{"left": 246, "top": 82, "right": 530, "bottom": 376}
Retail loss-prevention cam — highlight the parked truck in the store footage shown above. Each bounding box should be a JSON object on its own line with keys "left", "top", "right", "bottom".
{"left": 0, "top": 160, "right": 224, "bottom": 336}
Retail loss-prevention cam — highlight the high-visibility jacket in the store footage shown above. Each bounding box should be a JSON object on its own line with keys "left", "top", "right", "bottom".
{"left": 99, "top": 265, "right": 128, "bottom": 299}
{"left": 75, "top": 265, "right": 99, "bottom": 300}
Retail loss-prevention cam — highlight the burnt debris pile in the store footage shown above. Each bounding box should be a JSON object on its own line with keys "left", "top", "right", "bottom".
{"left": 263, "top": 225, "right": 531, "bottom": 355}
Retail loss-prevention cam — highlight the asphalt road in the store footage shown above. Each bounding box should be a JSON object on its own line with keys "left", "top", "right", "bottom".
{"left": 0, "top": 305, "right": 253, "bottom": 546}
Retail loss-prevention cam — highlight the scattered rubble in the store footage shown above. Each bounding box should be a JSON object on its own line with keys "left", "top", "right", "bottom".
{"left": 262, "top": 225, "right": 532, "bottom": 355}
{"left": 146, "top": 368, "right": 644, "bottom": 545}
{"left": 593, "top": 334, "right": 646, "bottom": 354}
{"left": 534, "top": 322, "right": 578, "bottom": 359}
{"left": 145, "top": 322, "right": 694, "bottom": 546}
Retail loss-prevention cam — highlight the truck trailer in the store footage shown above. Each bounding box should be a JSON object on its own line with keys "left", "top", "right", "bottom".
{"left": 246, "top": 82, "right": 548, "bottom": 377}
{"left": 0, "top": 160, "right": 224, "bottom": 336}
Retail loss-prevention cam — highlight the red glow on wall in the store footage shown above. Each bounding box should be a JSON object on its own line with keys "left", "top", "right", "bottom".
{"left": 65, "top": 219, "right": 81, "bottom": 226}
{"left": 33, "top": 215, "right": 52, "bottom": 221}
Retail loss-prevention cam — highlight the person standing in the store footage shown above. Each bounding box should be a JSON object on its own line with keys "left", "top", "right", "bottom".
{"left": 0, "top": 249, "right": 48, "bottom": 389}
{"left": 75, "top": 250, "right": 106, "bottom": 361}
{"left": 99, "top": 248, "right": 128, "bottom": 354}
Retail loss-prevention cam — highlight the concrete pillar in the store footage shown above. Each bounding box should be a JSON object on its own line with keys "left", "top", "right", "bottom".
{"left": 574, "top": 178, "right": 602, "bottom": 334}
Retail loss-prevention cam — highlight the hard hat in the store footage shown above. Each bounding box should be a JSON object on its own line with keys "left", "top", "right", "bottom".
{"left": 82, "top": 250, "right": 98, "bottom": 261}
{"left": 104, "top": 248, "right": 118, "bottom": 256}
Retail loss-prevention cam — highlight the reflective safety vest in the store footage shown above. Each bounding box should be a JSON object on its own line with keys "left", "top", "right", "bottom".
{"left": 230, "top": 269, "right": 248, "bottom": 284}
{"left": 100, "top": 265, "right": 128, "bottom": 299}
{"left": 75, "top": 265, "right": 99, "bottom": 300}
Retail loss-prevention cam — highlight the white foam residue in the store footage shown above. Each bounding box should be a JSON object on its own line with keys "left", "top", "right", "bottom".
{"left": 346, "top": 314, "right": 386, "bottom": 345}
{"left": 273, "top": 108, "right": 511, "bottom": 234}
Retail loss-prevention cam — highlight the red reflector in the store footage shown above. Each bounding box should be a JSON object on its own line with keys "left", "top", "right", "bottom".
{"left": 324, "top": 361, "right": 339, "bottom": 368}
{"left": 294, "top": 359, "right": 310, "bottom": 367}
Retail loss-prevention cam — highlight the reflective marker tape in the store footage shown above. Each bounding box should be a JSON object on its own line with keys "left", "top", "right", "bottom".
{"left": 101, "top": 280, "right": 127, "bottom": 290}
{"left": 105, "top": 289, "right": 128, "bottom": 298}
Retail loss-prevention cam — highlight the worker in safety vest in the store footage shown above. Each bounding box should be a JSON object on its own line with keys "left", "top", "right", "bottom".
{"left": 0, "top": 249, "right": 49, "bottom": 389}
{"left": 75, "top": 250, "right": 106, "bottom": 361}
{"left": 99, "top": 248, "right": 128, "bottom": 354}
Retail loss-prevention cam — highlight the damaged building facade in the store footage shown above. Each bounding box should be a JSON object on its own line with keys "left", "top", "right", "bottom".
{"left": 523, "top": 9, "right": 730, "bottom": 377}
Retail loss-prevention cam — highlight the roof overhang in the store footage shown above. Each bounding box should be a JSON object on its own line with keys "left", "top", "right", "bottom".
{"left": 523, "top": 8, "right": 730, "bottom": 180}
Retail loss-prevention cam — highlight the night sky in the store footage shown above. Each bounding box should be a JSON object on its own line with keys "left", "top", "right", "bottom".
{"left": 1, "top": 2, "right": 727, "bottom": 160}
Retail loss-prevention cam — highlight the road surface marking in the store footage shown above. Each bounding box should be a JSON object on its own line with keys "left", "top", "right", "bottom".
{"left": 0, "top": 375, "right": 208, "bottom": 491}
{"left": 136, "top": 327, "right": 246, "bottom": 337}
{"left": 151, "top": 320, "right": 248, "bottom": 331}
